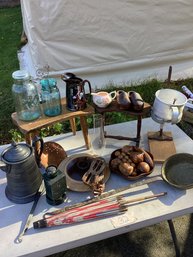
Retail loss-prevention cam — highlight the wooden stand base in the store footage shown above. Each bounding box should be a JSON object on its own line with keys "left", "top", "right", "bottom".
{"left": 94, "top": 100, "right": 151, "bottom": 147}
{"left": 148, "top": 131, "right": 176, "bottom": 163}
{"left": 11, "top": 98, "right": 94, "bottom": 149}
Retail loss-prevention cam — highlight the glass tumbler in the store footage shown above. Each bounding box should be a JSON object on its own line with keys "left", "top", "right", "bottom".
{"left": 90, "top": 114, "right": 106, "bottom": 157}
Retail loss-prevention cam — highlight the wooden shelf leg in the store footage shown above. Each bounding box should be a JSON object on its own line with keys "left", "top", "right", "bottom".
{"left": 69, "top": 118, "right": 76, "bottom": 135}
{"left": 25, "top": 133, "right": 32, "bottom": 145}
{"left": 136, "top": 115, "right": 142, "bottom": 146}
{"left": 79, "top": 116, "right": 90, "bottom": 149}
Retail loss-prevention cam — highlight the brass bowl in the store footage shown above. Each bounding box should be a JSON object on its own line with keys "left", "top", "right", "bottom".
{"left": 161, "top": 153, "right": 193, "bottom": 189}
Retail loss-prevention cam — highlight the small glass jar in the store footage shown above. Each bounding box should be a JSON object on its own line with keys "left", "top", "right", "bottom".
{"left": 12, "top": 70, "right": 41, "bottom": 121}
{"left": 40, "top": 78, "right": 62, "bottom": 117}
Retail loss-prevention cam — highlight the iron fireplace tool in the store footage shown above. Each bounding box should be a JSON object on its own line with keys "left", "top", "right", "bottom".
{"left": 15, "top": 183, "right": 44, "bottom": 243}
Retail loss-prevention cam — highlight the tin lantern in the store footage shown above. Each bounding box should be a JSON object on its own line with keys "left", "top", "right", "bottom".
{"left": 43, "top": 165, "right": 66, "bottom": 206}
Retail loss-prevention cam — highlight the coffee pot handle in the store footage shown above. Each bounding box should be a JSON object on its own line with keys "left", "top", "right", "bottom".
{"left": 0, "top": 155, "right": 12, "bottom": 173}
{"left": 32, "top": 136, "right": 44, "bottom": 167}
{"left": 171, "top": 106, "right": 180, "bottom": 124}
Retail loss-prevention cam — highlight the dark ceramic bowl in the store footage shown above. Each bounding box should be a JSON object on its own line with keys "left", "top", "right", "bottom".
{"left": 161, "top": 153, "right": 193, "bottom": 189}
{"left": 58, "top": 153, "right": 110, "bottom": 192}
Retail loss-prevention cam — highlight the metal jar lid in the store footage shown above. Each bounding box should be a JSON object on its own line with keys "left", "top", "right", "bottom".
{"left": 2, "top": 141, "right": 32, "bottom": 164}
{"left": 12, "top": 70, "right": 29, "bottom": 80}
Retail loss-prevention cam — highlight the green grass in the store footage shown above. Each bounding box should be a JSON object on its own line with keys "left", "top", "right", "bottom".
{"left": 0, "top": 6, "right": 192, "bottom": 144}
{"left": 0, "top": 6, "right": 22, "bottom": 144}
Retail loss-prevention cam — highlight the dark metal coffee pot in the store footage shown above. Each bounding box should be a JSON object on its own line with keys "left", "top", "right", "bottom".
{"left": 61, "top": 72, "right": 92, "bottom": 111}
{"left": 0, "top": 141, "right": 43, "bottom": 204}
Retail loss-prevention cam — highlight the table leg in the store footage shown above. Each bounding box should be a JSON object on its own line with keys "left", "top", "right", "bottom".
{"left": 69, "top": 118, "right": 76, "bottom": 135}
{"left": 167, "top": 219, "right": 181, "bottom": 257}
{"left": 79, "top": 116, "right": 91, "bottom": 149}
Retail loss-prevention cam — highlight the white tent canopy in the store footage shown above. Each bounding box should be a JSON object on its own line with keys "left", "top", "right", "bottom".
{"left": 20, "top": 0, "right": 193, "bottom": 93}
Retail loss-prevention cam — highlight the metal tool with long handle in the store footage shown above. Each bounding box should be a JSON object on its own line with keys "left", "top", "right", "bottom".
{"left": 15, "top": 185, "right": 43, "bottom": 243}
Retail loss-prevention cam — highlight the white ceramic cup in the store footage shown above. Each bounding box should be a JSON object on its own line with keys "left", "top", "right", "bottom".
{"left": 152, "top": 89, "right": 187, "bottom": 124}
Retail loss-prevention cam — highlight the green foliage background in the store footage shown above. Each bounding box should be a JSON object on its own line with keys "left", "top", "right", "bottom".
{"left": 0, "top": 6, "right": 22, "bottom": 143}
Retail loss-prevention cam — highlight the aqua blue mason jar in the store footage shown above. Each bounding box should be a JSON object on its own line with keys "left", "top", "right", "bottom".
{"left": 40, "top": 78, "right": 62, "bottom": 117}
{"left": 12, "top": 70, "right": 41, "bottom": 121}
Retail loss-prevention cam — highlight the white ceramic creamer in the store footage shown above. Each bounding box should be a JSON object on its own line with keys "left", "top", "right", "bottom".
{"left": 91, "top": 91, "right": 116, "bottom": 108}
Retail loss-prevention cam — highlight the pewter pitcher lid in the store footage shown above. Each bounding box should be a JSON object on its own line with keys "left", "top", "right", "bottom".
{"left": 2, "top": 141, "right": 32, "bottom": 163}
{"left": 62, "top": 72, "right": 83, "bottom": 83}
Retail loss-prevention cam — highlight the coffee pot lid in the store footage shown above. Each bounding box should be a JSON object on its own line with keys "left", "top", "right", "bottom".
{"left": 2, "top": 141, "right": 32, "bottom": 163}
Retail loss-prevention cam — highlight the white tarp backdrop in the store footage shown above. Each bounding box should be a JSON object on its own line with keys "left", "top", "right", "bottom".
{"left": 20, "top": 0, "right": 193, "bottom": 90}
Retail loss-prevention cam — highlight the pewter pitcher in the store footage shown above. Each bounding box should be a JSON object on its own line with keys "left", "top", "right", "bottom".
{"left": 61, "top": 72, "right": 91, "bottom": 111}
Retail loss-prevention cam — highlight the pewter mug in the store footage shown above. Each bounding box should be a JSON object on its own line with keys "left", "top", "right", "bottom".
{"left": 0, "top": 141, "right": 43, "bottom": 204}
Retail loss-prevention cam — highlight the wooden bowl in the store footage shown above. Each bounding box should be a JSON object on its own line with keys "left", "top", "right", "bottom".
{"left": 58, "top": 153, "right": 110, "bottom": 192}
{"left": 109, "top": 146, "right": 154, "bottom": 180}
{"left": 40, "top": 141, "right": 67, "bottom": 168}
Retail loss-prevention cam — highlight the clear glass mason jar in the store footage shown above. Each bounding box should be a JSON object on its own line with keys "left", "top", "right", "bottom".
{"left": 40, "top": 78, "right": 62, "bottom": 117}
{"left": 12, "top": 70, "right": 41, "bottom": 121}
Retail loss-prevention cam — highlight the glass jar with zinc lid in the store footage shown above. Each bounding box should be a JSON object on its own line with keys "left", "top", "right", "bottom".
{"left": 12, "top": 70, "right": 41, "bottom": 121}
